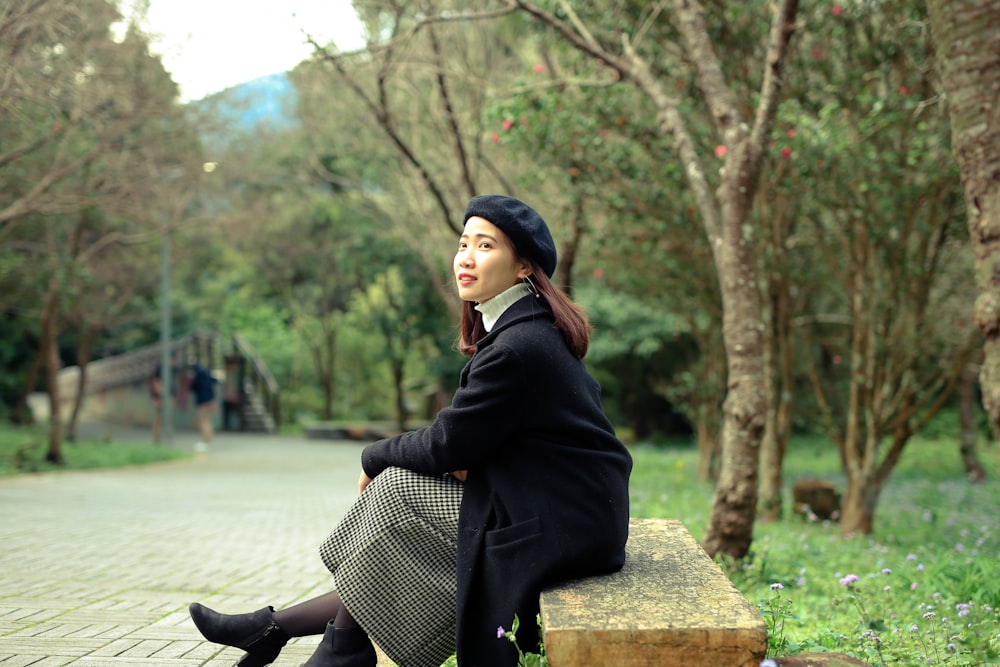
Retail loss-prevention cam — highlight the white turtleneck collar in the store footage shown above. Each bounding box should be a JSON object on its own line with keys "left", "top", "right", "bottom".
{"left": 475, "top": 282, "right": 532, "bottom": 332}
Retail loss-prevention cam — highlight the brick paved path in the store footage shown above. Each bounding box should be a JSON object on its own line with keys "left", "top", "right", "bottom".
{"left": 0, "top": 426, "right": 387, "bottom": 666}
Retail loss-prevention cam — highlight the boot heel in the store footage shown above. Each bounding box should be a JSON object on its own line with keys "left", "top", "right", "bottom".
{"left": 236, "top": 647, "right": 283, "bottom": 667}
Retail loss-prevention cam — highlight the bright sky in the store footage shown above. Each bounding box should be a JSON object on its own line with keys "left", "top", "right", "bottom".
{"left": 119, "top": 1, "right": 365, "bottom": 102}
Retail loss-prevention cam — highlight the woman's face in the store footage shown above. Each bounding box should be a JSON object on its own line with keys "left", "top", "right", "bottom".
{"left": 455, "top": 217, "right": 529, "bottom": 303}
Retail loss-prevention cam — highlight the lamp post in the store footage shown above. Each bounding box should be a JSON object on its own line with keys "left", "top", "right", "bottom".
{"left": 158, "top": 166, "right": 186, "bottom": 445}
{"left": 160, "top": 224, "right": 172, "bottom": 444}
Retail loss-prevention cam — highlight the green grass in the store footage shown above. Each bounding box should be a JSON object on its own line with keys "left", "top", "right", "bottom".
{"left": 630, "top": 435, "right": 1000, "bottom": 666}
{"left": 0, "top": 422, "right": 190, "bottom": 476}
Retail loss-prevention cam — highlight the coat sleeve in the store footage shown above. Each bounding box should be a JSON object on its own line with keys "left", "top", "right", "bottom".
{"left": 362, "top": 341, "right": 533, "bottom": 477}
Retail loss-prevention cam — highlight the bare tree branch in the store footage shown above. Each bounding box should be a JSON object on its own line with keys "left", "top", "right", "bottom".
{"left": 427, "top": 25, "right": 476, "bottom": 199}
{"left": 310, "top": 31, "right": 462, "bottom": 234}
{"left": 671, "top": 0, "right": 741, "bottom": 142}
{"left": 749, "top": 0, "right": 800, "bottom": 163}
{"left": 554, "top": 0, "right": 600, "bottom": 51}
{"left": 510, "top": 0, "right": 630, "bottom": 76}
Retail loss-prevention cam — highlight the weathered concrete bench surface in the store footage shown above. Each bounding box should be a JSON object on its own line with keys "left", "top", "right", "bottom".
{"left": 540, "top": 518, "right": 767, "bottom": 667}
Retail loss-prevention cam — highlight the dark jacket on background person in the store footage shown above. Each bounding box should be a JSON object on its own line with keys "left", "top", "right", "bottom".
{"left": 362, "top": 295, "right": 632, "bottom": 667}
{"left": 190, "top": 364, "right": 216, "bottom": 406}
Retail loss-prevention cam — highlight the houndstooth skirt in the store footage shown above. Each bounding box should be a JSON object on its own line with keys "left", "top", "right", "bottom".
{"left": 319, "top": 466, "right": 464, "bottom": 667}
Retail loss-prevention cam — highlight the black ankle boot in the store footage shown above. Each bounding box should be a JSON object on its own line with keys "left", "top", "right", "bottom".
{"left": 301, "top": 622, "right": 376, "bottom": 667}
{"left": 189, "top": 602, "right": 290, "bottom": 667}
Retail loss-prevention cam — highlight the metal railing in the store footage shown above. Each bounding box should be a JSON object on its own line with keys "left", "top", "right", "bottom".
{"left": 231, "top": 332, "right": 281, "bottom": 430}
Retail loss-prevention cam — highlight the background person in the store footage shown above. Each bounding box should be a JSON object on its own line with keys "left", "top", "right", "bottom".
{"left": 149, "top": 364, "right": 163, "bottom": 443}
{"left": 190, "top": 362, "right": 217, "bottom": 448}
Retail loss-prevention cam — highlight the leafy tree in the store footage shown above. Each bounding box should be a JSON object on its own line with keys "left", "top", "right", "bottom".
{"left": 300, "top": 0, "right": 580, "bottom": 306}
{"left": 483, "top": 33, "right": 727, "bottom": 473}
{"left": 498, "top": 0, "right": 800, "bottom": 558}
{"left": 778, "top": 0, "right": 976, "bottom": 535}
{"left": 352, "top": 263, "right": 452, "bottom": 431}
{"left": 312, "top": 1, "right": 796, "bottom": 554}
{"left": 0, "top": 0, "right": 200, "bottom": 461}
{"left": 581, "top": 285, "right": 704, "bottom": 442}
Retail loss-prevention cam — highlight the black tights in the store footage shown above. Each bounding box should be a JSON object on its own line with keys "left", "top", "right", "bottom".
{"left": 271, "top": 590, "right": 360, "bottom": 637}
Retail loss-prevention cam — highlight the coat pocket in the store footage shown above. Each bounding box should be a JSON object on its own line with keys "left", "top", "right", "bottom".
{"left": 484, "top": 516, "right": 541, "bottom": 550}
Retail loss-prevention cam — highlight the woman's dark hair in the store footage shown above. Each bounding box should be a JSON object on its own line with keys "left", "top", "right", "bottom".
{"left": 457, "top": 258, "right": 591, "bottom": 358}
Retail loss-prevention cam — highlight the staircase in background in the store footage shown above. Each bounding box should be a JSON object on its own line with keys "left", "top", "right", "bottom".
{"left": 55, "top": 331, "right": 281, "bottom": 434}
{"left": 227, "top": 333, "right": 281, "bottom": 433}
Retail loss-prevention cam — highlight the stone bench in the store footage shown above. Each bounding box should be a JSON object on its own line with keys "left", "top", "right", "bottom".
{"left": 539, "top": 518, "right": 767, "bottom": 666}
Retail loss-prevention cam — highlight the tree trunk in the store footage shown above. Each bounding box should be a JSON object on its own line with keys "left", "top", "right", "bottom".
{"left": 959, "top": 358, "right": 987, "bottom": 482}
{"left": 392, "top": 361, "right": 407, "bottom": 433}
{"left": 66, "top": 324, "right": 95, "bottom": 442}
{"left": 926, "top": 0, "right": 1000, "bottom": 441}
{"left": 758, "top": 277, "right": 794, "bottom": 522}
{"left": 702, "top": 159, "right": 769, "bottom": 557}
{"left": 695, "top": 414, "right": 720, "bottom": 482}
{"left": 13, "top": 337, "right": 43, "bottom": 425}
{"left": 840, "top": 469, "right": 880, "bottom": 536}
{"left": 758, "top": 429, "right": 783, "bottom": 522}
{"left": 306, "top": 324, "right": 337, "bottom": 421}
{"left": 839, "top": 421, "right": 913, "bottom": 537}
{"left": 322, "top": 328, "right": 336, "bottom": 421}
{"left": 556, "top": 196, "right": 587, "bottom": 298}
{"left": 41, "top": 275, "right": 64, "bottom": 464}
{"left": 757, "top": 161, "right": 796, "bottom": 522}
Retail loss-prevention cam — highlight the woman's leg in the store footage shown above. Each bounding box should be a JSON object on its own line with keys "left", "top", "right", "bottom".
{"left": 189, "top": 590, "right": 348, "bottom": 667}
{"left": 272, "top": 590, "right": 347, "bottom": 636}
{"left": 302, "top": 604, "right": 376, "bottom": 667}
{"left": 195, "top": 401, "right": 214, "bottom": 443}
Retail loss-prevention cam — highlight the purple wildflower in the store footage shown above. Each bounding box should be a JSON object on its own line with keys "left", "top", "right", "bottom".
{"left": 770, "top": 582, "right": 784, "bottom": 590}
{"left": 861, "top": 629, "right": 882, "bottom": 643}
{"left": 840, "top": 574, "right": 859, "bottom": 587}
{"left": 497, "top": 626, "right": 505, "bottom": 639}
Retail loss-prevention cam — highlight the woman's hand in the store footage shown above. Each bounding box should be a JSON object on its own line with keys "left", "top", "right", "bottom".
{"left": 450, "top": 470, "right": 468, "bottom": 482}
{"left": 358, "top": 470, "right": 373, "bottom": 494}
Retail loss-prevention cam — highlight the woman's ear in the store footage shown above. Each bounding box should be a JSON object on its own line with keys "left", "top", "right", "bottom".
{"left": 517, "top": 264, "right": 532, "bottom": 280}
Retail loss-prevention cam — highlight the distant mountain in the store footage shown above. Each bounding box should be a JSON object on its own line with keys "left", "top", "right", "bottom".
{"left": 193, "top": 72, "right": 299, "bottom": 139}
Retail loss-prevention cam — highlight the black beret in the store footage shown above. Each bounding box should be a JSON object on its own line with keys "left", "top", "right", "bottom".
{"left": 463, "top": 195, "right": 557, "bottom": 277}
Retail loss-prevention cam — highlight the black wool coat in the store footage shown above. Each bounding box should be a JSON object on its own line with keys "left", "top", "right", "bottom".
{"left": 362, "top": 296, "right": 632, "bottom": 667}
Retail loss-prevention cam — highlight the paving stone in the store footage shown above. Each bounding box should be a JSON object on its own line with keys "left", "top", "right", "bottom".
{"left": 0, "top": 656, "right": 74, "bottom": 666}
{"left": 0, "top": 427, "right": 366, "bottom": 666}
